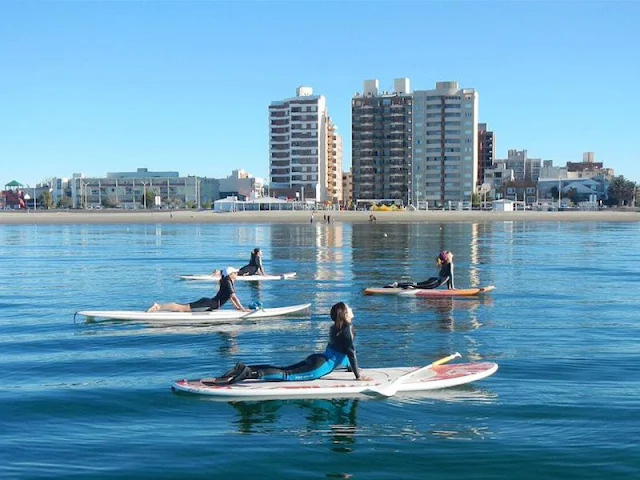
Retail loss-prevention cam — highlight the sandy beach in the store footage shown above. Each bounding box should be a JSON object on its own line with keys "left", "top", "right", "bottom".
{"left": 0, "top": 209, "right": 638, "bottom": 225}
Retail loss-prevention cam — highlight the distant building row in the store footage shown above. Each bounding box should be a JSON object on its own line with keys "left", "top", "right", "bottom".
{"left": 269, "top": 79, "right": 616, "bottom": 209}
{"left": 2, "top": 168, "right": 266, "bottom": 210}
{"left": 3, "top": 78, "right": 618, "bottom": 210}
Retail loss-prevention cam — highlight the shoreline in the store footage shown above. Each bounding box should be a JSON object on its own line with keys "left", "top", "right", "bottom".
{"left": 1, "top": 209, "right": 639, "bottom": 225}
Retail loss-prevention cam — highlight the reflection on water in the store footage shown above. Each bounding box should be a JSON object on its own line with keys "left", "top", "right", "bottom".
{"left": 390, "top": 385, "right": 499, "bottom": 405}
{"left": 226, "top": 385, "right": 497, "bottom": 448}
{"left": 414, "top": 296, "right": 494, "bottom": 332}
{"left": 229, "top": 397, "right": 359, "bottom": 479}
{"left": 230, "top": 398, "right": 358, "bottom": 450}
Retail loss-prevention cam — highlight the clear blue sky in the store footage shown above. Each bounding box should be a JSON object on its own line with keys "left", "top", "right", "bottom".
{"left": 1, "top": 0, "right": 639, "bottom": 187}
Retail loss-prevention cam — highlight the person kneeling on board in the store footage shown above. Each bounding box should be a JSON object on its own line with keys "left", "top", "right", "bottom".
{"left": 214, "top": 302, "right": 371, "bottom": 384}
{"left": 147, "top": 267, "right": 249, "bottom": 312}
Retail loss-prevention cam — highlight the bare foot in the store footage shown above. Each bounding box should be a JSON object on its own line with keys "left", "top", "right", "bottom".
{"left": 147, "top": 303, "right": 161, "bottom": 312}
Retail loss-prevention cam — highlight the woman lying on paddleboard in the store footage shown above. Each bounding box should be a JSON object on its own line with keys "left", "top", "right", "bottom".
{"left": 147, "top": 267, "right": 249, "bottom": 312}
{"left": 238, "top": 248, "right": 266, "bottom": 276}
{"left": 215, "top": 302, "right": 371, "bottom": 384}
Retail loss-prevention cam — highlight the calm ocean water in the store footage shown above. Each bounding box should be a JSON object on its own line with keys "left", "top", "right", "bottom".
{"left": 1, "top": 220, "right": 639, "bottom": 479}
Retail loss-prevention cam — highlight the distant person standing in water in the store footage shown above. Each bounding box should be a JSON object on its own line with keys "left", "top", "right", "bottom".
{"left": 147, "top": 267, "right": 249, "bottom": 312}
{"left": 238, "top": 248, "right": 266, "bottom": 276}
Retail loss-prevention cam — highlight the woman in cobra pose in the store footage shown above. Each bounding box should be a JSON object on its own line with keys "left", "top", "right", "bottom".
{"left": 214, "top": 302, "right": 370, "bottom": 384}
{"left": 416, "top": 250, "right": 455, "bottom": 290}
{"left": 238, "top": 248, "right": 266, "bottom": 276}
{"left": 147, "top": 267, "right": 249, "bottom": 312}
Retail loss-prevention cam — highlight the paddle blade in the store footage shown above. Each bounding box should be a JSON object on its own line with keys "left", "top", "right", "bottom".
{"left": 365, "top": 352, "right": 462, "bottom": 398}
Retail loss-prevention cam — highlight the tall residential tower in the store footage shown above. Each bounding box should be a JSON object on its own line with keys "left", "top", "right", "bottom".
{"left": 477, "top": 123, "right": 495, "bottom": 187}
{"left": 326, "top": 118, "right": 344, "bottom": 205}
{"left": 351, "top": 79, "right": 413, "bottom": 206}
{"left": 269, "top": 87, "right": 329, "bottom": 202}
{"left": 412, "top": 81, "right": 478, "bottom": 207}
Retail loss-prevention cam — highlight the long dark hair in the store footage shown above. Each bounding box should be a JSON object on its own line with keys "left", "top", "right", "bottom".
{"left": 330, "top": 302, "right": 350, "bottom": 330}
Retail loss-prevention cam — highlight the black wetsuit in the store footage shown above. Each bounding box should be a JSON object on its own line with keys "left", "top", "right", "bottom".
{"left": 246, "top": 323, "right": 360, "bottom": 382}
{"left": 189, "top": 276, "right": 235, "bottom": 311}
{"left": 437, "top": 262, "right": 455, "bottom": 289}
{"left": 416, "top": 262, "right": 454, "bottom": 289}
{"left": 391, "top": 261, "right": 454, "bottom": 290}
{"left": 238, "top": 252, "right": 262, "bottom": 276}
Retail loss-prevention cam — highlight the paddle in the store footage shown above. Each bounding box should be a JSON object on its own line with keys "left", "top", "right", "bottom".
{"left": 364, "top": 352, "right": 462, "bottom": 398}
{"left": 240, "top": 305, "right": 265, "bottom": 319}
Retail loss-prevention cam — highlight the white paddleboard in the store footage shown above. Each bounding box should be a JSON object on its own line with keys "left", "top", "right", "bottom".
{"left": 172, "top": 362, "right": 498, "bottom": 400}
{"left": 179, "top": 272, "right": 297, "bottom": 282}
{"left": 76, "top": 303, "right": 311, "bottom": 323}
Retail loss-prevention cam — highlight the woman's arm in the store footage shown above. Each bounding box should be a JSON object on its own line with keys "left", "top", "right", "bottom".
{"left": 230, "top": 293, "right": 249, "bottom": 312}
{"left": 447, "top": 263, "right": 455, "bottom": 289}
{"left": 344, "top": 326, "right": 361, "bottom": 379}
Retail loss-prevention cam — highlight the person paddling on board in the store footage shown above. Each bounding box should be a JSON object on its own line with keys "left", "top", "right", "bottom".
{"left": 147, "top": 267, "right": 250, "bottom": 312}
{"left": 237, "top": 248, "right": 266, "bottom": 276}
{"left": 214, "top": 302, "right": 372, "bottom": 384}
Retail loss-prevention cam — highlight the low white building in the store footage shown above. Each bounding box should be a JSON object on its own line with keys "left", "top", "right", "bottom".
{"left": 214, "top": 196, "right": 306, "bottom": 212}
{"left": 492, "top": 199, "right": 514, "bottom": 212}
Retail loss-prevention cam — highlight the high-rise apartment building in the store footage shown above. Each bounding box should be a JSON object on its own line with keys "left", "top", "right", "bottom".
{"left": 268, "top": 86, "right": 331, "bottom": 202}
{"left": 351, "top": 79, "right": 413, "bottom": 206}
{"left": 477, "top": 123, "right": 495, "bottom": 187}
{"left": 341, "top": 170, "right": 353, "bottom": 208}
{"left": 326, "top": 118, "right": 343, "bottom": 205}
{"left": 412, "top": 81, "right": 478, "bottom": 207}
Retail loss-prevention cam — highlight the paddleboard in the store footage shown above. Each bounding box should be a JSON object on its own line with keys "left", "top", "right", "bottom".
{"left": 364, "top": 285, "right": 495, "bottom": 297}
{"left": 399, "top": 286, "right": 496, "bottom": 297}
{"left": 75, "top": 303, "right": 311, "bottom": 323}
{"left": 171, "top": 362, "right": 498, "bottom": 400}
{"left": 179, "top": 272, "right": 297, "bottom": 282}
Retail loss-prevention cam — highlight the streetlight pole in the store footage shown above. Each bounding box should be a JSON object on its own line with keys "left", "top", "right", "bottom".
{"left": 33, "top": 186, "right": 37, "bottom": 211}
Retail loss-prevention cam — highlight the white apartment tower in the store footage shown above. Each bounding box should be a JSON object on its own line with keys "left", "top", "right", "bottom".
{"left": 412, "top": 81, "right": 479, "bottom": 207}
{"left": 269, "top": 86, "right": 330, "bottom": 202}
